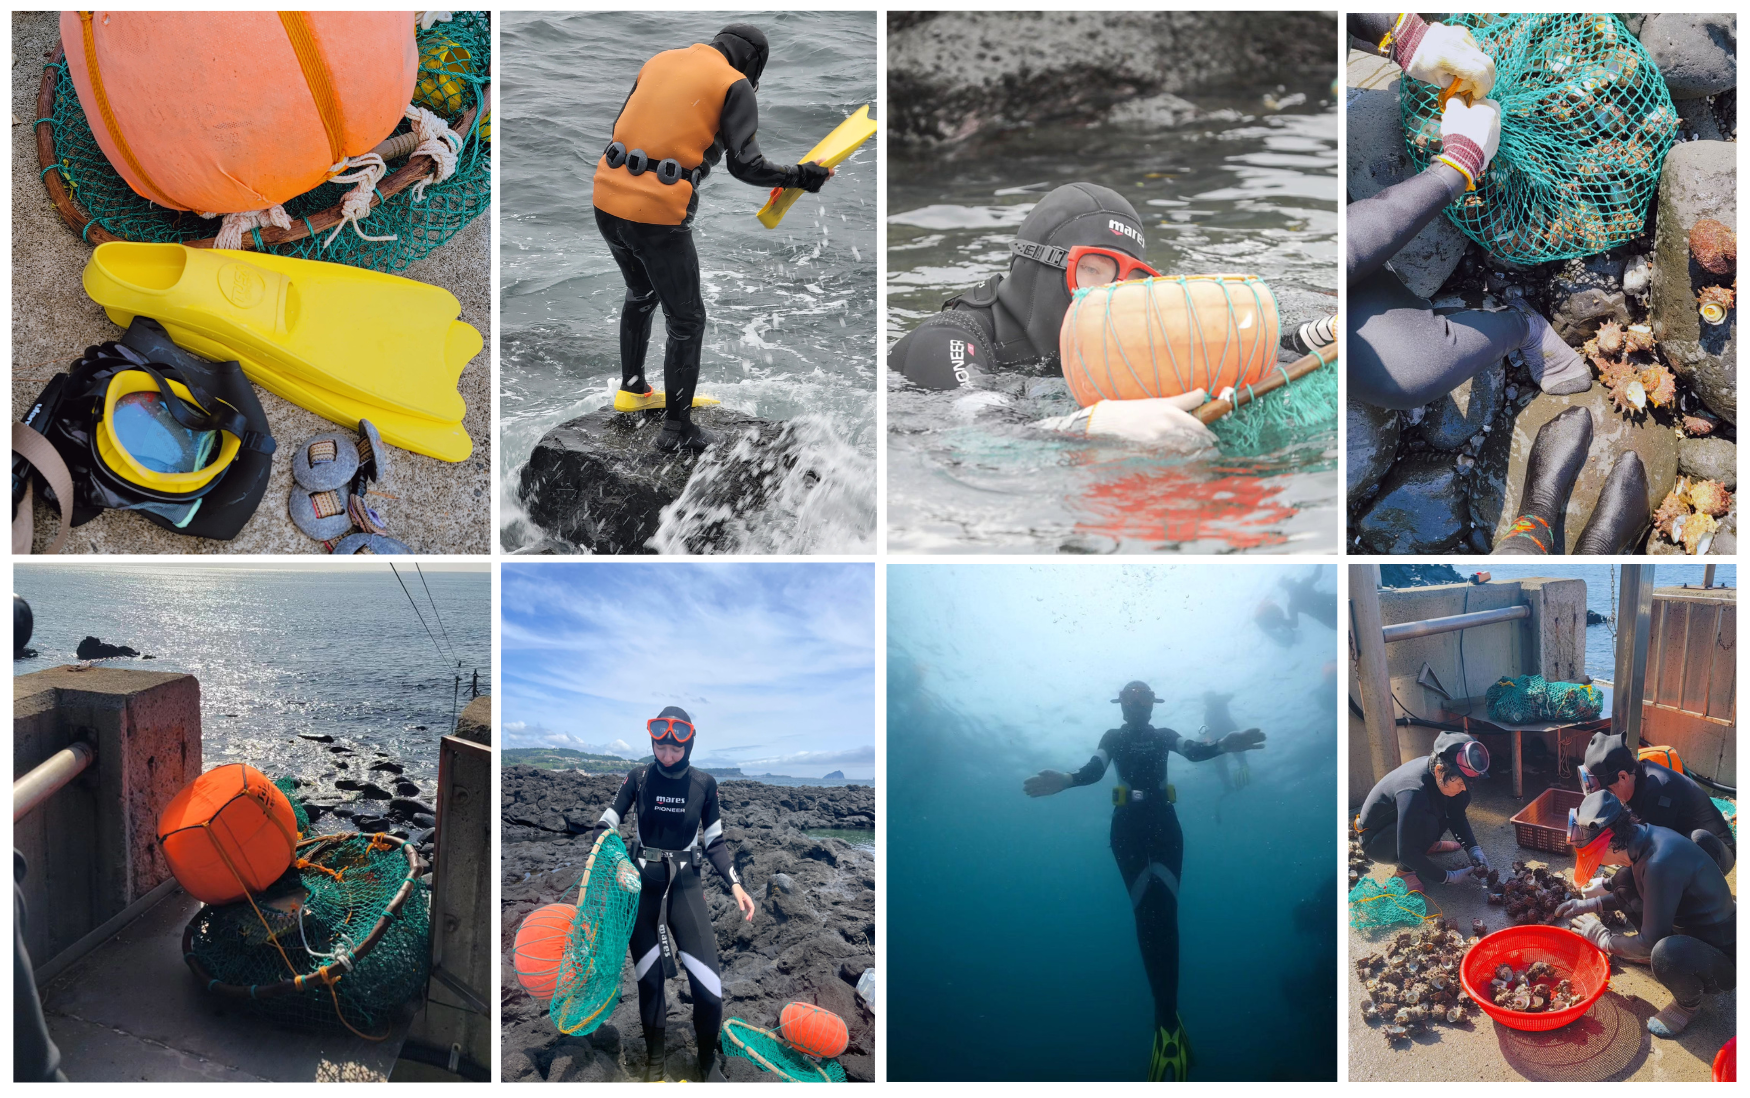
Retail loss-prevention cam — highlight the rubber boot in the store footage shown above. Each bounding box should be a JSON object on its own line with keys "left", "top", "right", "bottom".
{"left": 698, "top": 1048, "right": 727, "bottom": 1082}
{"left": 1494, "top": 406, "right": 1592, "bottom": 555}
{"left": 1513, "top": 302, "right": 1592, "bottom": 395}
{"left": 1573, "top": 452, "right": 1650, "bottom": 554}
{"left": 653, "top": 414, "right": 717, "bottom": 454}
{"left": 643, "top": 1029, "right": 666, "bottom": 1083}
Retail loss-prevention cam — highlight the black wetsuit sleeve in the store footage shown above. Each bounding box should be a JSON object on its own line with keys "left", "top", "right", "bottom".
{"left": 1622, "top": 857, "right": 1683, "bottom": 960}
{"left": 1393, "top": 788, "right": 1444, "bottom": 880}
{"left": 1347, "top": 164, "right": 1468, "bottom": 283}
{"left": 1445, "top": 788, "right": 1479, "bottom": 849}
{"left": 599, "top": 768, "right": 638, "bottom": 832}
{"left": 718, "top": 80, "right": 803, "bottom": 189}
{"left": 1169, "top": 727, "right": 1224, "bottom": 763}
{"left": 888, "top": 310, "right": 989, "bottom": 390}
{"left": 1348, "top": 14, "right": 1400, "bottom": 51}
{"left": 698, "top": 777, "right": 739, "bottom": 888}
{"left": 1066, "top": 730, "right": 1115, "bottom": 787}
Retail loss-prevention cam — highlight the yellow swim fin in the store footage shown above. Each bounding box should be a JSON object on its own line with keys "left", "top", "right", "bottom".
{"left": 612, "top": 389, "right": 723, "bottom": 413}
{"left": 82, "top": 242, "right": 479, "bottom": 429}
{"left": 757, "top": 105, "right": 877, "bottom": 229}
{"left": 1148, "top": 1014, "right": 1192, "bottom": 1082}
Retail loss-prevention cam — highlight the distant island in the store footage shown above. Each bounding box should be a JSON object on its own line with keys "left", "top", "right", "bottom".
{"left": 824, "top": 770, "right": 845, "bottom": 780}
{"left": 501, "top": 748, "right": 872, "bottom": 786}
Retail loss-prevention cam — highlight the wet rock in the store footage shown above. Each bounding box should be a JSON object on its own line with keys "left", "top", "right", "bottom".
{"left": 1346, "top": 400, "right": 1401, "bottom": 509}
{"left": 1467, "top": 403, "right": 1517, "bottom": 545}
{"left": 328, "top": 744, "right": 351, "bottom": 753}
{"left": 390, "top": 797, "right": 435, "bottom": 821}
{"left": 1356, "top": 454, "right": 1469, "bottom": 554}
{"left": 1107, "top": 92, "right": 1204, "bottom": 129}
{"left": 1346, "top": 50, "right": 1468, "bottom": 297}
{"left": 455, "top": 695, "right": 492, "bottom": 746}
{"left": 1711, "top": 507, "right": 1737, "bottom": 555}
{"left": 1489, "top": 389, "right": 1678, "bottom": 552}
{"left": 75, "top": 636, "right": 139, "bottom": 659}
{"left": 331, "top": 804, "right": 357, "bottom": 819}
{"left": 395, "top": 780, "right": 421, "bottom": 797}
{"left": 1546, "top": 256, "right": 1630, "bottom": 344}
{"left": 1650, "top": 141, "right": 1736, "bottom": 423}
{"left": 298, "top": 734, "right": 335, "bottom": 743}
{"left": 353, "top": 815, "right": 391, "bottom": 834}
{"left": 411, "top": 812, "right": 436, "bottom": 830}
{"left": 516, "top": 407, "right": 786, "bottom": 554}
{"left": 1421, "top": 360, "right": 1504, "bottom": 452}
{"left": 1622, "top": 254, "right": 1654, "bottom": 299}
{"left": 1637, "top": 14, "right": 1737, "bottom": 99}
{"left": 341, "top": 781, "right": 393, "bottom": 801}
{"left": 1678, "top": 437, "right": 1737, "bottom": 489}
{"left": 369, "top": 761, "right": 405, "bottom": 775}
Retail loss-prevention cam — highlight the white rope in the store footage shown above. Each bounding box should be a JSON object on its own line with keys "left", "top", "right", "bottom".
{"left": 417, "top": 11, "right": 454, "bottom": 31}
{"left": 205, "top": 205, "right": 292, "bottom": 251}
{"left": 403, "top": 105, "right": 462, "bottom": 203}
{"left": 323, "top": 152, "right": 398, "bottom": 247}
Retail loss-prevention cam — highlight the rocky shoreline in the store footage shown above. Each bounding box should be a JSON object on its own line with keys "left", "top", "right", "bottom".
{"left": 1347, "top": 14, "right": 1737, "bottom": 555}
{"left": 500, "top": 767, "right": 876, "bottom": 1082}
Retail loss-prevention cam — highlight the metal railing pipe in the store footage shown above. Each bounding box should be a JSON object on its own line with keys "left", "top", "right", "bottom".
{"left": 1381, "top": 604, "right": 1530, "bottom": 644}
{"left": 14, "top": 741, "right": 94, "bottom": 822}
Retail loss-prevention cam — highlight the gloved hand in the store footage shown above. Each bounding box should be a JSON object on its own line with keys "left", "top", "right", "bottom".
{"left": 1036, "top": 393, "right": 1219, "bottom": 453}
{"left": 1582, "top": 875, "right": 1611, "bottom": 899}
{"left": 1555, "top": 896, "right": 1605, "bottom": 920}
{"left": 1467, "top": 845, "right": 1490, "bottom": 872}
{"left": 1220, "top": 728, "right": 1268, "bottom": 754}
{"left": 1023, "top": 770, "right": 1069, "bottom": 798}
{"left": 1443, "top": 865, "right": 1479, "bottom": 886}
{"left": 794, "top": 161, "right": 832, "bottom": 193}
{"left": 1571, "top": 912, "right": 1615, "bottom": 953}
{"left": 1436, "top": 97, "right": 1502, "bottom": 189}
{"left": 1404, "top": 21, "right": 1497, "bottom": 98}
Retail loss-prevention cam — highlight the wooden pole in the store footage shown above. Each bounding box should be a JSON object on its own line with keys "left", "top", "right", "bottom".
{"left": 1349, "top": 563, "right": 1401, "bottom": 786}
{"left": 1193, "top": 342, "right": 1337, "bottom": 425}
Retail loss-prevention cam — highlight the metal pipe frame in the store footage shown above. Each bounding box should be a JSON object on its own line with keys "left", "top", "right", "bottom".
{"left": 1381, "top": 604, "right": 1531, "bottom": 644}
{"left": 13, "top": 740, "right": 94, "bottom": 822}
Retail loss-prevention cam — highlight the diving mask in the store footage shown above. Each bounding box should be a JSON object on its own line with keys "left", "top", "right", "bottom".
{"left": 1011, "top": 240, "right": 1160, "bottom": 292}
{"left": 648, "top": 716, "right": 696, "bottom": 744}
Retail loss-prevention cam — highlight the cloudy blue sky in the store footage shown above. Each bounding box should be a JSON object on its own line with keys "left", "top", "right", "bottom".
{"left": 502, "top": 563, "right": 875, "bottom": 778}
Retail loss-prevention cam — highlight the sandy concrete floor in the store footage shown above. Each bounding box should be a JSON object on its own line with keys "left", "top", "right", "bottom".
{"left": 11, "top": 11, "right": 491, "bottom": 554}
{"left": 1348, "top": 776, "right": 1736, "bottom": 1081}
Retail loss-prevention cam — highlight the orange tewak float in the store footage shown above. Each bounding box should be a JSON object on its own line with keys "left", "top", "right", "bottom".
{"left": 60, "top": 11, "right": 418, "bottom": 214}
{"left": 513, "top": 902, "right": 578, "bottom": 1002}
{"left": 156, "top": 764, "right": 299, "bottom": 905}
{"left": 1059, "top": 274, "right": 1280, "bottom": 408}
{"left": 779, "top": 1001, "right": 850, "bottom": 1058}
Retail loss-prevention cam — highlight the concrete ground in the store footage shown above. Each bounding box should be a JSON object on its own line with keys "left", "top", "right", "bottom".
{"left": 11, "top": 11, "right": 491, "bottom": 553}
{"left": 38, "top": 887, "right": 407, "bottom": 1081}
{"left": 1349, "top": 777, "right": 1736, "bottom": 1081}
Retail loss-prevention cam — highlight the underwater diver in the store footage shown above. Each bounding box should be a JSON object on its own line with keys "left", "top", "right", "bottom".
{"left": 589, "top": 706, "right": 757, "bottom": 1082}
{"left": 1578, "top": 732, "right": 1735, "bottom": 874}
{"left": 1254, "top": 599, "right": 1299, "bottom": 648}
{"left": 1280, "top": 570, "right": 1337, "bottom": 630}
{"left": 1353, "top": 732, "right": 1493, "bottom": 894}
{"left": 1022, "top": 680, "right": 1268, "bottom": 1081}
{"left": 1557, "top": 790, "right": 1736, "bottom": 1038}
{"left": 594, "top": 24, "right": 834, "bottom": 453}
{"left": 1345, "top": 15, "right": 1596, "bottom": 413}
{"left": 1200, "top": 691, "right": 1250, "bottom": 824}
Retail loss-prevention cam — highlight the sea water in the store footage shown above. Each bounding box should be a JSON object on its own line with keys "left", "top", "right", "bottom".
{"left": 887, "top": 79, "right": 1338, "bottom": 553}
{"left": 887, "top": 563, "right": 1338, "bottom": 1080}
{"left": 12, "top": 566, "right": 491, "bottom": 788}
{"left": 500, "top": 11, "right": 877, "bottom": 553}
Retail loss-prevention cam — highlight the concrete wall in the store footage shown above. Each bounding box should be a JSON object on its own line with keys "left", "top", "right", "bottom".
{"left": 13, "top": 667, "right": 201, "bottom": 966}
{"left": 1641, "top": 586, "right": 1735, "bottom": 784}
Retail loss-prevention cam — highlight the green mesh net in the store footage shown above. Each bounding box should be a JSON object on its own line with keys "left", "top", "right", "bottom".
{"left": 550, "top": 830, "right": 642, "bottom": 1036}
{"left": 38, "top": 12, "right": 490, "bottom": 273}
{"left": 1401, "top": 14, "right": 1678, "bottom": 265}
{"left": 1349, "top": 876, "right": 1433, "bottom": 930}
{"left": 183, "top": 832, "right": 430, "bottom": 1039}
{"left": 273, "top": 777, "right": 312, "bottom": 837}
{"left": 1206, "top": 359, "right": 1338, "bottom": 457}
{"left": 1485, "top": 675, "right": 1604, "bottom": 723}
{"left": 722, "top": 1018, "right": 848, "bottom": 1083}
{"left": 1713, "top": 797, "right": 1735, "bottom": 838}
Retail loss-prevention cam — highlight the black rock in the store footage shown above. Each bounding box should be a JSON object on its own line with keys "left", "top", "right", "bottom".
{"left": 412, "top": 812, "right": 437, "bottom": 829}
{"left": 369, "top": 761, "right": 405, "bottom": 775}
{"left": 328, "top": 745, "right": 351, "bottom": 753}
{"left": 331, "top": 804, "right": 358, "bottom": 818}
{"left": 75, "top": 636, "right": 139, "bottom": 659}
{"left": 358, "top": 782, "right": 393, "bottom": 800}
{"left": 1356, "top": 455, "right": 1469, "bottom": 554}
{"left": 298, "top": 734, "right": 335, "bottom": 743}
{"left": 1586, "top": 609, "right": 1609, "bottom": 625}
{"left": 335, "top": 779, "right": 364, "bottom": 791}
{"left": 1637, "top": 14, "right": 1738, "bottom": 98}
{"left": 354, "top": 816, "right": 392, "bottom": 834}
{"left": 1678, "top": 436, "right": 1737, "bottom": 490}
{"left": 1420, "top": 360, "right": 1504, "bottom": 452}
{"left": 1377, "top": 564, "right": 1466, "bottom": 588}
{"left": 390, "top": 797, "right": 436, "bottom": 821}
{"left": 395, "top": 781, "right": 421, "bottom": 797}
{"left": 1346, "top": 401, "right": 1401, "bottom": 510}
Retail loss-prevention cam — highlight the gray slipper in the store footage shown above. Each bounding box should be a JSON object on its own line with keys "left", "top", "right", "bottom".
{"left": 354, "top": 419, "right": 390, "bottom": 490}
{"left": 291, "top": 432, "right": 360, "bottom": 492}
{"left": 331, "top": 532, "right": 412, "bottom": 555}
{"left": 289, "top": 485, "right": 353, "bottom": 540}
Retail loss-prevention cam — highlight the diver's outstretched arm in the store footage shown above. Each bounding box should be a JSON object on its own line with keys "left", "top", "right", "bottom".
{"left": 1174, "top": 728, "right": 1267, "bottom": 762}
{"left": 1025, "top": 749, "right": 1108, "bottom": 797}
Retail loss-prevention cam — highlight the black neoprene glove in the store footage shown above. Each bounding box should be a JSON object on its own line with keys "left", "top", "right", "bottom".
{"left": 794, "top": 161, "right": 830, "bottom": 193}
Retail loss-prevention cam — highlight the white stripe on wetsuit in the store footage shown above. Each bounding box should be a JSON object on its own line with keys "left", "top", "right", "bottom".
{"left": 701, "top": 819, "right": 723, "bottom": 844}
{"left": 600, "top": 807, "right": 621, "bottom": 829}
{"left": 632, "top": 944, "right": 661, "bottom": 979}
{"left": 1096, "top": 748, "right": 1111, "bottom": 766}
{"left": 679, "top": 951, "right": 722, "bottom": 999}
{"left": 1129, "top": 862, "right": 1180, "bottom": 908}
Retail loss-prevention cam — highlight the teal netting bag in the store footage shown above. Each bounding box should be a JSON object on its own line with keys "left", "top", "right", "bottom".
{"left": 273, "top": 777, "right": 312, "bottom": 837}
{"left": 1485, "top": 674, "right": 1604, "bottom": 723}
{"left": 1349, "top": 876, "right": 1432, "bottom": 930}
{"left": 549, "top": 830, "right": 642, "bottom": 1036}
{"left": 37, "top": 12, "right": 489, "bottom": 272}
{"left": 722, "top": 1018, "right": 848, "bottom": 1082}
{"left": 1206, "top": 358, "right": 1338, "bottom": 457}
{"left": 1713, "top": 797, "right": 1735, "bottom": 838}
{"left": 1401, "top": 14, "right": 1678, "bottom": 264}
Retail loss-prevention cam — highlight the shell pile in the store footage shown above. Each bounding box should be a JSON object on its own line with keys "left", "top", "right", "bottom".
{"left": 1689, "top": 218, "right": 1737, "bottom": 326}
{"left": 1355, "top": 917, "right": 1478, "bottom": 1046}
{"left": 1581, "top": 321, "right": 1676, "bottom": 415}
{"left": 1488, "top": 960, "right": 1583, "bottom": 1014}
{"left": 1485, "top": 860, "right": 1581, "bottom": 924}
{"left": 1348, "top": 837, "right": 1374, "bottom": 888}
{"left": 1652, "top": 477, "right": 1733, "bottom": 555}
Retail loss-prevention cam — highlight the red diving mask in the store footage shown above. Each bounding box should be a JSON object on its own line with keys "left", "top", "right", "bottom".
{"left": 1011, "top": 240, "right": 1160, "bottom": 292}
{"left": 648, "top": 716, "right": 695, "bottom": 744}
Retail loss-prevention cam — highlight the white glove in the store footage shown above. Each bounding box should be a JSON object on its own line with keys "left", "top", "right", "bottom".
{"left": 1555, "top": 896, "right": 1604, "bottom": 920}
{"left": 1405, "top": 23, "right": 1497, "bottom": 98}
{"left": 1443, "top": 866, "right": 1479, "bottom": 886}
{"left": 1467, "top": 845, "right": 1490, "bottom": 872}
{"left": 1571, "top": 912, "right": 1615, "bottom": 953}
{"left": 1437, "top": 97, "right": 1502, "bottom": 189}
{"left": 1037, "top": 391, "right": 1218, "bottom": 452}
{"left": 1582, "top": 875, "right": 1611, "bottom": 899}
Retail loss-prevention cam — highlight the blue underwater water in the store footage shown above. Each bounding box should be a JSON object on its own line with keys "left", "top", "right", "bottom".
{"left": 887, "top": 563, "right": 1339, "bottom": 1081}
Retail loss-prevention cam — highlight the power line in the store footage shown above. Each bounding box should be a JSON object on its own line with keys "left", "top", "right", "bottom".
{"left": 415, "top": 562, "right": 459, "bottom": 667}
{"left": 390, "top": 562, "right": 449, "bottom": 668}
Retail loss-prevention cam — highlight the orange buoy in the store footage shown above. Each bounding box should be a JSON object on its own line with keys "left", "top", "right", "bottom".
{"left": 1059, "top": 274, "right": 1280, "bottom": 408}
{"left": 156, "top": 764, "right": 299, "bottom": 905}
{"left": 60, "top": 11, "right": 418, "bottom": 214}
{"left": 1638, "top": 745, "right": 1685, "bottom": 773}
{"left": 778, "top": 1002, "right": 849, "bottom": 1059}
{"left": 513, "top": 903, "right": 577, "bottom": 1002}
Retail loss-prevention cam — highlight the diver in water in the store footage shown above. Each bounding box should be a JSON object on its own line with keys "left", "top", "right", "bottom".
{"left": 1578, "top": 732, "right": 1735, "bottom": 874}
{"left": 1254, "top": 599, "right": 1299, "bottom": 648}
{"left": 1346, "top": 15, "right": 1651, "bottom": 554}
{"left": 1353, "top": 732, "right": 1493, "bottom": 893}
{"left": 594, "top": 24, "right": 833, "bottom": 453}
{"left": 1556, "top": 790, "right": 1736, "bottom": 1038}
{"left": 1200, "top": 691, "right": 1250, "bottom": 825}
{"left": 1023, "top": 680, "right": 1268, "bottom": 1080}
{"left": 590, "top": 706, "right": 757, "bottom": 1082}
{"left": 1280, "top": 570, "right": 1337, "bottom": 630}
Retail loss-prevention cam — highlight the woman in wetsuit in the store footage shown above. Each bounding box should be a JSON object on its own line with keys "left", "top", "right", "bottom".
{"left": 591, "top": 706, "right": 756, "bottom": 1082}
{"left": 1023, "top": 680, "right": 1267, "bottom": 1081}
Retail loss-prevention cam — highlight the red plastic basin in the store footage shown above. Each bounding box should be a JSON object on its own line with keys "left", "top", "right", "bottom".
{"left": 1460, "top": 925, "right": 1610, "bottom": 1032}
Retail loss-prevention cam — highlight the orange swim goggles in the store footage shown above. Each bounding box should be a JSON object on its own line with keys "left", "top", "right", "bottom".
{"left": 648, "top": 716, "right": 696, "bottom": 744}
{"left": 1011, "top": 241, "right": 1160, "bottom": 292}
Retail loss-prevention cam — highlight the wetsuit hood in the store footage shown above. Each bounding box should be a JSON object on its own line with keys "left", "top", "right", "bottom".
{"left": 998, "top": 182, "right": 1148, "bottom": 368}
{"left": 1114, "top": 680, "right": 1160, "bottom": 727}
{"left": 1430, "top": 730, "right": 1489, "bottom": 779}
{"left": 651, "top": 704, "right": 695, "bottom": 778}
{"left": 711, "top": 24, "right": 769, "bottom": 90}
{"left": 1582, "top": 731, "right": 1638, "bottom": 784}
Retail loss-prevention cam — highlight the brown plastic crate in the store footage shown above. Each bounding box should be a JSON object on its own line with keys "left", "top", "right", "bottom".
{"left": 1509, "top": 787, "right": 1585, "bottom": 853}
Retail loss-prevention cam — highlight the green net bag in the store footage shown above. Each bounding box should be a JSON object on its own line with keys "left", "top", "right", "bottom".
{"left": 722, "top": 1018, "right": 848, "bottom": 1082}
{"left": 37, "top": 12, "right": 490, "bottom": 272}
{"left": 550, "top": 830, "right": 643, "bottom": 1036}
{"left": 181, "top": 832, "right": 430, "bottom": 1039}
{"left": 1486, "top": 674, "right": 1604, "bottom": 723}
{"left": 1713, "top": 797, "right": 1735, "bottom": 839}
{"left": 1349, "top": 876, "right": 1432, "bottom": 930}
{"left": 272, "top": 777, "right": 312, "bottom": 837}
{"left": 1206, "top": 358, "right": 1338, "bottom": 457}
{"left": 1401, "top": 14, "right": 1678, "bottom": 265}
